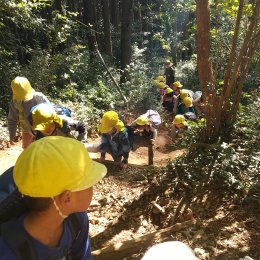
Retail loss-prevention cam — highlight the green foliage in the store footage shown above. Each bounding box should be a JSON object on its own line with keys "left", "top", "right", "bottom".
{"left": 175, "top": 57, "right": 200, "bottom": 91}
{"left": 170, "top": 90, "right": 260, "bottom": 202}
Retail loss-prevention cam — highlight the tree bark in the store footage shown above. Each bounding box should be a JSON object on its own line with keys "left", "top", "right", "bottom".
{"left": 83, "top": 0, "right": 97, "bottom": 60}
{"left": 120, "top": 0, "right": 134, "bottom": 83}
{"left": 196, "top": 0, "right": 216, "bottom": 140}
{"left": 110, "top": 0, "right": 120, "bottom": 28}
{"left": 102, "top": 0, "right": 113, "bottom": 62}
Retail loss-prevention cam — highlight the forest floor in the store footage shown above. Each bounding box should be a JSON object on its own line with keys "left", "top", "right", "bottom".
{"left": 0, "top": 124, "right": 259, "bottom": 259}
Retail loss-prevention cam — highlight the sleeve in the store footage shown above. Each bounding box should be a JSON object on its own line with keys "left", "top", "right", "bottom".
{"left": 121, "top": 132, "right": 131, "bottom": 163}
{"left": 100, "top": 134, "right": 109, "bottom": 158}
{"left": 70, "top": 213, "right": 92, "bottom": 260}
{"left": 7, "top": 101, "right": 19, "bottom": 141}
{"left": 36, "top": 92, "right": 50, "bottom": 104}
{"left": 150, "top": 127, "right": 158, "bottom": 140}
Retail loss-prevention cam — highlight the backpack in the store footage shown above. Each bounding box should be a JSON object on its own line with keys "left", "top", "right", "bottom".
{"left": 0, "top": 167, "right": 81, "bottom": 259}
{"left": 184, "top": 112, "right": 198, "bottom": 121}
{"left": 53, "top": 105, "right": 72, "bottom": 117}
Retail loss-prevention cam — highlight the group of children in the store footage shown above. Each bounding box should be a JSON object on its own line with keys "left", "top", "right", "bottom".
{"left": 151, "top": 60, "right": 206, "bottom": 141}
{"left": 0, "top": 75, "right": 200, "bottom": 258}
{"left": 6, "top": 76, "right": 163, "bottom": 169}
{"left": 7, "top": 74, "right": 200, "bottom": 169}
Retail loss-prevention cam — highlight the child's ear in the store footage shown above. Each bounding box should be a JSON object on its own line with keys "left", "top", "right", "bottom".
{"left": 59, "top": 191, "right": 72, "bottom": 207}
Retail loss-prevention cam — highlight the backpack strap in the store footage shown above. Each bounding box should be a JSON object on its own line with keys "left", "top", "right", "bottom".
{"left": 0, "top": 219, "right": 38, "bottom": 260}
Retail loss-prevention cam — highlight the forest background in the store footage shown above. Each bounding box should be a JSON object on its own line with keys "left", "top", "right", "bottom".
{"left": 0, "top": 0, "right": 259, "bottom": 259}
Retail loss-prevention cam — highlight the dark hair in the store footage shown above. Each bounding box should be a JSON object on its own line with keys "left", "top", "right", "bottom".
{"left": 23, "top": 196, "right": 52, "bottom": 212}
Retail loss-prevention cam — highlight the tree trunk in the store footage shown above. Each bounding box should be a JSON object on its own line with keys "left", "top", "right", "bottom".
{"left": 120, "top": 0, "right": 134, "bottom": 83}
{"left": 83, "top": 0, "right": 97, "bottom": 60}
{"left": 196, "top": 0, "right": 216, "bottom": 141}
{"left": 54, "top": 0, "right": 63, "bottom": 12}
{"left": 102, "top": 0, "right": 113, "bottom": 62}
{"left": 67, "top": 0, "right": 75, "bottom": 12}
{"left": 110, "top": 0, "right": 120, "bottom": 28}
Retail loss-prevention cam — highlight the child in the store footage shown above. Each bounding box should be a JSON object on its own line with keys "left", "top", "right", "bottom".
{"left": 176, "top": 97, "right": 195, "bottom": 115}
{"left": 30, "top": 103, "right": 87, "bottom": 141}
{"left": 172, "top": 81, "right": 183, "bottom": 95}
{"left": 164, "top": 60, "right": 175, "bottom": 88}
{"left": 8, "top": 76, "right": 50, "bottom": 149}
{"left": 162, "top": 87, "right": 175, "bottom": 114}
{"left": 86, "top": 111, "right": 131, "bottom": 169}
{"left": 132, "top": 110, "right": 162, "bottom": 143}
{"left": 171, "top": 115, "right": 188, "bottom": 142}
{"left": 0, "top": 136, "right": 107, "bottom": 259}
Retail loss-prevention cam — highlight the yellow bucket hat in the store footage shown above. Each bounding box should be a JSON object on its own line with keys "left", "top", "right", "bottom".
{"left": 136, "top": 115, "right": 149, "bottom": 126}
{"left": 164, "top": 60, "right": 173, "bottom": 67}
{"left": 173, "top": 115, "right": 185, "bottom": 125}
{"left": 183, "top": 97, "right": 193, "bottom": 107}
{"left": 99, "top": 111, "right": 119, "bottom": 133}
{"left": 11, "top": 76, "right": 35, "bottom": 101}
{"left": 155, "top": 75, "right": 165, "bottom": 82}
{"left": 173, "top": 81, "right": 183, "bottom": 91}
{"left": 32, "top": 103, "right": 63, "bottom": 131}
{"left": 166, "top": 87, "right": 173, "bottom": 94}
{"left": 180, "top": 89, "right": 189, "bottom": 100}
{"left": 115, "top": 120, "right": 125, "bottom": 132}
{"left": 14, "top": 136, "right": 107, "bottom": 197}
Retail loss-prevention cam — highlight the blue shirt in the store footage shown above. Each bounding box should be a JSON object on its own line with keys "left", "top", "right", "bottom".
{"left": 100, "top": 128, "right": 131, "bottom": 162}
{"left": 0, "top": 212, "right": 92, "bottom": 259}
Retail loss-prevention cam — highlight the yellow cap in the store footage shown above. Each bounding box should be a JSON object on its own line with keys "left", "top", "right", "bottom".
{"left": 155, "top": 75, "right": 165, "bottom": 82}
{"left": 173, "top": 81, "right": 183, "bottom": 91}
{"left": 99, "top": 111, "right": 119, "bottom": 133}
{"left": 180, "top": 89, "right": 189, "bottom": 100}
{"left": 153, "top": 80, "right": 166, "bottom": 89}
{"left": 32, "top": 104, "right": 63, "bottom": 131}
{"left": 136, "top": 115, "right": 149, "bottom": 126}
{"left": 11, "top": 76, "right": 35, "bottom": 101}
{"left": 183, "top": 97, "right": 193, "bottom": 107}
{"left": 164, "top": 60, "right": 173, "bottom": 66}
{"left": 173, "top": 115, "right": 185, "bottom": 125}
{"left": 166, "top": 88, "right": 173, "bottom": 94}
{"left": 14, "top": 136, "right": 107, "bottom": 197}
{"left": 115, "top": 120, "right": 125, "bottom": 132}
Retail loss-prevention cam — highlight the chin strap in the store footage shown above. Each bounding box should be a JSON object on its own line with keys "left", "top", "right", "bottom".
{"left": 51, "top": 197, "right": 68, "bottom": 219}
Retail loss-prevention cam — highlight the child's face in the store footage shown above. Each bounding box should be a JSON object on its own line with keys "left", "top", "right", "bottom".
{"left": 137, "top": 125, "right": 145, "bottom": 132}
{"left": 41, "top": 123, "right": 56, "bottom": 136}
{"left": 73, "top": 187, "right": 93, "bottom": 212}
{"left": 175, "top": 123, "right": 184, "bottom": 129}
{"left": 108, "top": 127, "right": 117, "bottom": 134}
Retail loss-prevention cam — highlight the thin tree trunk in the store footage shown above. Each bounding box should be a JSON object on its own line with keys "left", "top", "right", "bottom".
{"left": 83, "top": 0, "right": 97, "bottom": 60}
{"left": 110, "top": 0, "right": 120, "bottom": 27}
{"left": 120, "top": 0, "right": 134, "bottom": 83}
{"left": 102, "top": 0, "right": 113, "bottom": 62}
{"left": 215, "top": 0, "right": 244, "bottom": 135}
{"left": 229, "top": 31, "right": 260, "bottom": 122}
{"left": 224, "top": 1, "right": 259, "bottom": 101}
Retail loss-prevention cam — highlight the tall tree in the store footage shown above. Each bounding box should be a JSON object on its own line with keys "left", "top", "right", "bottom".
{"left": 83, "top": 0, "right": 97, "bottom": 60}
{"left": 196, "top": 0, "right": 260, "bottom": 141}
{"left": 102, "top": 0, "right": 113, "bottom": 61}
{"left": 110, "top": 0, "right": 120, "bottom": 28}
{"left": 120, "top": 0, "right": 134, "bottom": 83}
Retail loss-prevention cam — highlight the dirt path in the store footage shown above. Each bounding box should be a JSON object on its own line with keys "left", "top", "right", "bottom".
{"left": 0, "top": 129, "right": 183, "bottom": 173}
{"left": 0, "top": 131, "right": 259, "bottom": 259}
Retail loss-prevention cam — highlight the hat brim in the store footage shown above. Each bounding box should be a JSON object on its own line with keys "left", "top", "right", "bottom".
{"left": 33, "top": 116, "right": 63, "bottom": 131}
{"left": 13, "top": 89, "right": 35, "bottom": 101}
{"left": 99, "top": 123, "right": 114, "bottom": 134}
{"left": 73, "top": 160, "right": 107, "bottom": 192}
